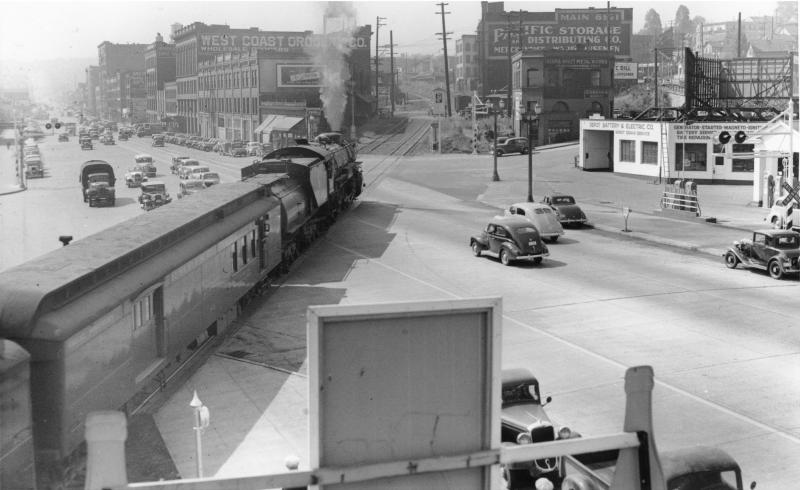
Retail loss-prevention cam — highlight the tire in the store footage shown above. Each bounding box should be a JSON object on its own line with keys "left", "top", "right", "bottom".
{"left": 533, "top": 257, "right": 543, "bottom": 265}
{"left": 768, "top": 260, "right": 783, "bottom": 279}
{"left": 771, "top": 216, "right": 779, "bottom": 229}
{"left": 495, "top": 149, "right": 504, "bottom": 156}
{"left": 549, "top": 236, "right": 559, "bottom": 243}
{"left": 724, "top": 251, "right": 739, "bottom": 269}
{"left": 500, "top": 249, "right": 511, "bottom": 266}
{"left": 471, "top": 241, "right": 482, "bottom": 257}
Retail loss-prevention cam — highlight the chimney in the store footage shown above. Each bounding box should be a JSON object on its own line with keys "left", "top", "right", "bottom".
{"left": 156, "top": 32, "right": 163, "bottom": 43}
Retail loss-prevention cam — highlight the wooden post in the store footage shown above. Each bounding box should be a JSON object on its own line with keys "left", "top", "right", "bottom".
{"left": 84, "top": 411, "right": 128, "bottom": 490}
{"left": 611, "top": 366, "right": 666, "bottom": 490}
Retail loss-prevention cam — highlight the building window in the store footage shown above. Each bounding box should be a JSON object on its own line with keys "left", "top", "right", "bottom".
{"left": 591, "top": 70, "right": 601, "bottom": 87}
{"left": 526, "top": 68, "right": 539, "bottom": 88}
{"left": 641, "top": 142, "right": 658, "bottom": 164}
{"left": 731, "top": 144, "right": 754, "bottom": 172}
{"left": 620, "top": 140, "right": 636, "bottom": 162}
{"left": 713, "top": 144, "right": 725, "bottom": 166}
{"left": 251, "top": 230, "right": 257, "bottom": 259}
{"left": 241, "top": 236, "right": 248, "bottom": 265}
{"left": 133, "top": 292, "right": 153, "bottom": 330}
{"left": 675, "top": 143, "right": 708, "bottom": 171}
{"left": 231, "top": 243, "right": 238, "bottom": 272}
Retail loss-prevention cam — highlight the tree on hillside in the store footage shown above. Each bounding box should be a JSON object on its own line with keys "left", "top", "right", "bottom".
{"left": 775, "top": 1, "right": 798, "bottom": 24}
{"left": 639, "top": 9, "right": 663, "bottom": 38}
{"left": 674, "top": 5, "right": 692, "bottom": 36}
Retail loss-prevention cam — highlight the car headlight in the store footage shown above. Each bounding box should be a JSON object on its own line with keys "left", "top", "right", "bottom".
{"left": 558, "top": 426, "right": 572, "bottom": 439}
{"left": 516, "top": 433, "right": 532, "bottom": 445}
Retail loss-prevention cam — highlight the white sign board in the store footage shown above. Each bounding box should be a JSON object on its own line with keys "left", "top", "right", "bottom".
{"left": 614, "top": 62, "right": 638, "bottom": 80}
{"left": 308, "top": 298, "right": 502, "bottom": 489}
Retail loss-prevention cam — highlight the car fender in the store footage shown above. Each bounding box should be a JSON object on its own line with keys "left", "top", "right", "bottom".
{"left": 725, "top": 247, "right": 745, "bottom": 264}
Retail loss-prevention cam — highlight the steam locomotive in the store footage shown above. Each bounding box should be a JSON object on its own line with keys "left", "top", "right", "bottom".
{"left": 0, "top": 135, "right": 362, "bottom": 487}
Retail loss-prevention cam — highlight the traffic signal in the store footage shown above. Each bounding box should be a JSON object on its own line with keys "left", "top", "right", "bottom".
{"left": 718, "top": 131, "right": 731, "bottom": 144}
{"left": 45, "top": 123, "right": 52, "bottom": 129}
{"left": 55, "top": 123, "right": 61, "bottom": 129}
{"left": 734, "top": 130, "right": 747, "bottom": 144}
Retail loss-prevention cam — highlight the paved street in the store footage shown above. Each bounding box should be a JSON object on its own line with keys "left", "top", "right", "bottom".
{"left": 144, "top": 145, "right": 798, "bottom": 488}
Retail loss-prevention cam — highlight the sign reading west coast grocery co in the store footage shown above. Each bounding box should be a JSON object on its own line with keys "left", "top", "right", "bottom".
{"left": 198, "top": 31, "right": 370, "bottom": 54}
{"left": 486, "top": 8, "right": 631, "bottom": 59}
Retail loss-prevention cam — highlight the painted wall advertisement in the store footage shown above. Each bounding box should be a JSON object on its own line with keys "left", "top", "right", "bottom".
{"left": 487, "top": 8, "right": 632, "bottom": 59}
{"left": 198, "top": 31, "right": 370, "bottom": 55}
{"left": 277, "top": 65, "right": 323, "bottom": 88}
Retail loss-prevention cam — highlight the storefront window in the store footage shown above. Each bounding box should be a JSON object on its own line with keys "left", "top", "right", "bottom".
{"left": 731, "top": 144, "right": 754, "bottom": 172}
{"left": 675, "top": 143, "right": 708, "bottom": 171}
{"left": 620, "top": 140, "right": 635, "bottom": 162}
{"left": 641, "top": 142, "right": 658, "bottom": 164}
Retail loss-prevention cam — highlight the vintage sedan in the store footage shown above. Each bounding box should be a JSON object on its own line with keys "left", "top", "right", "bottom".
{"left": 134, "top": 154, "right": 157, "bottom": 177}
{"left": 139, "top": 181, "right": 172, "bottom": 211}
{"left": 504, "top": 202, "right": 565, "bottom": 243}
{"left": 501, "top": 368, "right": 577, "bottom": 490}
{"left": 494, "top": 137, "right": 529, "bottom": 156}
{"left": 724, "top": 229, "right": 800, "bottom": 279}
{"left": 58, "top": 133, "right": 69, "bottom": 142}
{"left": 470, "top": 216, "right": 549, "bottom": 266}
{"left": 542, "top": 194, "right": 587, "bottom": 227}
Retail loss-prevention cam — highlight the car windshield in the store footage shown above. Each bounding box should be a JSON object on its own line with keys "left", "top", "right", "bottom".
{"left": 502, "top": 381, "right": 540, "bottom": 404}
{"left": 513, "top": 225, "right": 539, "bottom": 236}
{"left": 142, "top": 184, "right": 165, "bottom": 193}
{"left": 552, "top": 196, "right": 575, "bottom": 205}
{"left": 185, "top": 181, "right": 205, "bottom": 189}
{"left": 135, "top": 157, "right": 153, "bottom": 163}
{"left": 203, "top": 173, "right": 219, "bottom": 180}
{"left": 772, "top": 235, "right": 799, "bottom": 249}
{"left": 88, "top": 174, "right": 109, "bottom": 183}
{"left": 534, "top": 208, "right": 551, "bottom": 214}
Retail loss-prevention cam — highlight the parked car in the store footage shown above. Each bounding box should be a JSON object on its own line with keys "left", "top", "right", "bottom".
{"left": 178, "top": 179, "right": 207, "bottom": 198}
{"left": 724, "top": 229, "right": 800, "bottom": 279}
{"left": 246, "top": 141, "right": 262, "bottom": 156}
{"left": 470, "top": 216, "right": 549, "bottom": 266}
{"left": 80, "top": 137, "right": 93, "bottom": 150}
{"left": 197, "top": 171, "right": 220, "bottom": 187}
{"left": 542, "top": 194, "right": 587, "bottom": 227}
{"left": 134, "top": 154, "right": 157, "bottom": 177}
{"left": 177, "top": 159, "right": 202, "bottom": 179}
{"left": 170, "top": 156, "right": 192, "bottom": 174}
{"left": 504, "top": 202, "right": 565, "bottom": 243}
{"left": 24, "top": 156, "right": 44, "bottom": 179}
{"left": 101, "top": 133, "right": 115, "bottom": 145}
{"left": 152, "top": 134, "right": 165, "bottom": 147}
{"left": 185, "top": 166, "right": 211, "bottom": 180}
{"left": 494, "top": 137, "right": 529, "bottom": 156}
{"left": 501, "top": 368, "right": 577, "bottom": 490}
{"left": 765, "top": 199, "right": 799, "bottom": 229}
{"left": 58, "top": 133, "right": 69, "bottom": 142}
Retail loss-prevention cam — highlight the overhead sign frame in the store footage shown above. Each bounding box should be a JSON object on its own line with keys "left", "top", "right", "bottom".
{"left": 308, "top": 297, "right": 502, "bottom": 489}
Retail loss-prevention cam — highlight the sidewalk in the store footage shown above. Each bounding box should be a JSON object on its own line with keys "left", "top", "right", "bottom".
{"left": 0, "top": 144, "right": 24, "bottom": 195}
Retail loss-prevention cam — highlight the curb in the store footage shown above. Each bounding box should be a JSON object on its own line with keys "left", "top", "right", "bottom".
{"left": 590, "top": 222, "right": 725, "bottom": 258}
{"left": 0, "top": 185, "right": 25, "bottom": 196}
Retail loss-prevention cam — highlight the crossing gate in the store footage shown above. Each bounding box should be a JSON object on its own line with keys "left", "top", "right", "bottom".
{"left": 779, "top": 182, "right": 800, "bottom": 229}
{"left": 660, "top": 179, "right": 701, "bottom": 216}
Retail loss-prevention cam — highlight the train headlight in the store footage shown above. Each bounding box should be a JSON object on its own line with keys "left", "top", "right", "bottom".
{"left": 516, "top": 433, "right": 532, "bottom": 445}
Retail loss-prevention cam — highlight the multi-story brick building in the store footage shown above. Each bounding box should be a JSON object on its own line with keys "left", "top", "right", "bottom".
{"left": 145, "top": 33, "right": 176, "bottom": 124}
{"left": 97, "top": 41, "right": 146, "bottom": 122}
{"left": 455, "top": 34, "right": 479, "bottom": 93}
{"left": 123, "top": 71, "right": 147, "bottom": 123}
{"left": 84, "top": 66, "right": 101, "bottom": 117}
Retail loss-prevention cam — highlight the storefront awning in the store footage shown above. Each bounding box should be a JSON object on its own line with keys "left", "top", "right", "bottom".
{"left": 256, "top": 115, "right": 305, "bottom": 134}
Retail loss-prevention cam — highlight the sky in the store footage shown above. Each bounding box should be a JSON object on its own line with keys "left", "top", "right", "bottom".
{"left": 0, "top": 0, "right": 790, "bottom": 62}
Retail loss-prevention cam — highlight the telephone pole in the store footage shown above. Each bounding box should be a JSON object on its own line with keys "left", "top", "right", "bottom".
{"left": 436, "top": 2, "right": 453, "bottom": 117}
{"left": 390, "top": 31, "right": 396, "bottom": 116}
{"left": 375, "top": 16, "right": 386, "bottom": 115}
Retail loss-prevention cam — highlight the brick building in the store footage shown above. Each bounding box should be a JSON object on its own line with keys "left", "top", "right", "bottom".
{"left": 145, "top": 33, "right": 176, "bottom": 124}
{"left": 97, "top": 41, "right": 147, "bottom": 122}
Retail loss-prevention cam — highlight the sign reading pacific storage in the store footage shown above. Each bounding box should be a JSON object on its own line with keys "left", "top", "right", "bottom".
{"left": 487, "top": 7, "right": 632, "bottom": 59}
{"left": 277, "top": 65, "right": 323, "bottom": 88}
{"left": 199, "top": 31, "right": 370, "bottom": 54}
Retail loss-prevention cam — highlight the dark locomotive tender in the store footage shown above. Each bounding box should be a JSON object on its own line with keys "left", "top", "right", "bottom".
{"left": 0, "top": 136, "right": 362, "bottom": 485}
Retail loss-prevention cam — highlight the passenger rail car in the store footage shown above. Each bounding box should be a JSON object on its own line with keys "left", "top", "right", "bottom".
{"left": 0, "top": 137, "right": 361, "bottom": 486}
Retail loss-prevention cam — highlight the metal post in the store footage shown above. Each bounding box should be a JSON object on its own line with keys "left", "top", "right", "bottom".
{"left": 492, "top": 108, "right": 500, "bottom": 181}
{"left": 527, "top": 116, "right": 533, "bottom": 202}
{"left": 390, "top": 31, "right": 396, "bottom": 116}
{"left": 190, "top": 390, "right": 210, "bottom": 478}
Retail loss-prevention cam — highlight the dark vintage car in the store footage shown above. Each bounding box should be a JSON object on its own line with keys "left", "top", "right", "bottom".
{"left": 134, "top": 154, "right": 157, "bottom": 177}
{"left": 152, "top": 134, "right": 165, "bottom": 147}
{"left": 80, "top": 138, "right": 93, "bottom": 150}
{"left": 724, "top": 229, "right": 800, "bottom": 279}
{"left": 494, "top": 137, "right": 529, "bottom": 156}
{"left": 501, "top": 368, "right": 577, "bottom": 490}
{"left": 542, "top": 194, "right": 587, "bottom": 227}
{"left": 139, "top": 181, "right": 172, "bottom": 211}
{"left": 170, "top": 156, "right": 192, "bottom": 174}
{"left": 58, "top": 133, "right": 69, "bottom": 142}
{"left": 470, "top": 216, "right": 549, "bottom": 266}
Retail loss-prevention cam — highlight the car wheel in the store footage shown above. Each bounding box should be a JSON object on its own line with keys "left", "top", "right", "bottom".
{"left": 771, "top": 216, "right": 779, "bottom": 229}
{"left": 724, "top": 251, "right": 739, "bottom": 269}
{"left": 533, "top": 257, "right": 543, "bottom": 265}
{"left": 471, "top": 241, "right": 482, "bottom": 257}
{"left": 549, "top": 236, "right": 559, "bottom": 243}
{"left": 768, "top": 260, "right": 783, "bottom": 279}
{"left": 500, "top": 249, "right": 511, "bottom": 266}
{"left": 495, "top": 149, "right": 503, "bottom": 156}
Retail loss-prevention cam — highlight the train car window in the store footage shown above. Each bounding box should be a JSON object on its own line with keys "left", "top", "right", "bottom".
{"left": 232, "top": 244, "right": 238, "bottom": 273}
{"left": 242, "top": 236, "right": 248, "bottom": 265}
{"left": 251, "top": 231, "right": 256, "bottom": 259}
{"left": 133, "top": 293, "right": 154, "bottom": 330}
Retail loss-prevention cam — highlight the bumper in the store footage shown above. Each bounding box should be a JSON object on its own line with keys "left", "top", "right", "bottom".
{"left": 558, "top": 218, "right": 586, "bottom": 224}
{"left": 514, "top": 252, "right": 550, "bottom": 261}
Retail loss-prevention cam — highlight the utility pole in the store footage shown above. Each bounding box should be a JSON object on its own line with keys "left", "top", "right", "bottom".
{"left": 436, "top": 2, "right": 453, "bottom": 117}
{"left": 389, "top": 31, "right": 396, "bottom": 116}
{"left": 375, "top": 16, "right": 386, "bottom": 115}
{"left": 737, "top": 12, "right": 742, "bottom": 57}
{"left": 506, "top": 12, "right": 513, "bottom": 117}
{"left": 607, "top": 1, "right": 615, "bottom": 117}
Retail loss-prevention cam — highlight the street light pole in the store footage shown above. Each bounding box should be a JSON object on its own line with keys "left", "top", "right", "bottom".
{"left": 491, "top": 99, "right": 505, "bottom": 182}
{"left": 190, "top": 390, "right": 210, "bottom": 479}
{"left": 523, "top": 101, "right": 541, "bottom": 203}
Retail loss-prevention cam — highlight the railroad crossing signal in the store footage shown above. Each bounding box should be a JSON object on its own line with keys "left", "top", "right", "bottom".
{"left": 780, "top": 182, "right": 800, "bottom": 207}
